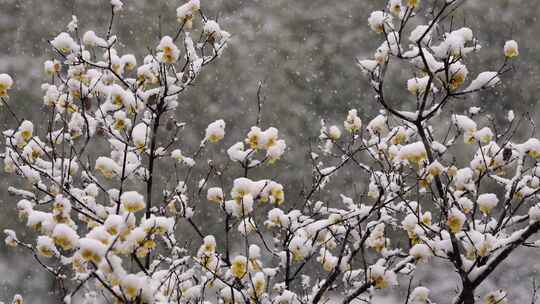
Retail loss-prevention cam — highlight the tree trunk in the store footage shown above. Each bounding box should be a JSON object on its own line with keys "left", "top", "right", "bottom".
{"left": 462, "top": 286, "right": 475, "bottom": 304}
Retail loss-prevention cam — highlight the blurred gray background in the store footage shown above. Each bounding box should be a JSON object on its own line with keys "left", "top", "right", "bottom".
{"left": 0, "top": 0, "right": 539, "bottom": 302}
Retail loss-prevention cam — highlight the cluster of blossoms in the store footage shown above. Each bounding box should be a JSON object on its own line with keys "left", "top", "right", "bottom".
{"left": 206, "top": 177, "right": 285, "bottom": 220}
{"left": 227, "top": 126, "right": 287, "bottom": 165}
{"left": 0, "top": 0, "right": 536, "bottom": 304}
